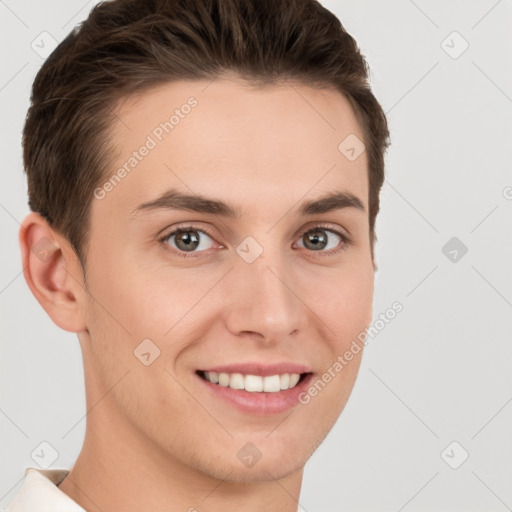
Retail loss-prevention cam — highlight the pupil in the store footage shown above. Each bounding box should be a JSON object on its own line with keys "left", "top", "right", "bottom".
{"left": 305, "top": 230, "right": 327, "bottom": 250}
{"left": 176, "top": 230, "right": 200, "bottom": 251}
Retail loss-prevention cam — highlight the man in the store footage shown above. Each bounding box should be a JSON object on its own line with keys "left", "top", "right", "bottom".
{"left": 8, "top": 0, "right": 390, "bottom": 510}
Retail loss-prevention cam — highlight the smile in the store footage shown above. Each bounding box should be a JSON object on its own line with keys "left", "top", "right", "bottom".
{"left": 195, "top": 368, "right": 314, "bottom": 416}
{"left": 198, "top": 370, "right": 306, "bottom": 392}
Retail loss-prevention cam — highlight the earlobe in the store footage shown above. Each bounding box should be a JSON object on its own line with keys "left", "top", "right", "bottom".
{"left": 19, "top": 212, "right": 87, "bottom": 333}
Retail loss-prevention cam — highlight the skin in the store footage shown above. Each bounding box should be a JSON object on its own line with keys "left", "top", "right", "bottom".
{"left": 19, "top": 76, "right": 374, "bottom": 512}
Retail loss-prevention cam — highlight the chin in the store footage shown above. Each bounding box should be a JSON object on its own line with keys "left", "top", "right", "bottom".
{"left": 189, "top": 447, "right": 308, "bottom": 484}
{"left": 222, "top": 459, "right": 305, "bottom": 484}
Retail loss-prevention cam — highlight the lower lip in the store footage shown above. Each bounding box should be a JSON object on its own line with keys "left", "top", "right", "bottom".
{"left": 196, "top": 372, "right": 314, "bottom": 416}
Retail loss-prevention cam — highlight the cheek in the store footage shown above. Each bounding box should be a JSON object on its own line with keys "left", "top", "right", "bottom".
{"left": 85, "top": 252, "right": 221, "bottom": 365}
{"left": 305, "top": 259, "right": 374, "bottom": 347}
{"left": 297, "top": 267, "right": 372, "bottom": 420}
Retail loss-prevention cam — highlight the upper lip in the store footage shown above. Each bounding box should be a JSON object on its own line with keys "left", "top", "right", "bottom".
{"left": 198, "top": 362, "right": 312, "bottom": 377}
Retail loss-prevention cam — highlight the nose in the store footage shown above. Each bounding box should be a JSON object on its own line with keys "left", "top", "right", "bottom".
{"left": 222, "top": 247, "right": 307, "bottom": 345}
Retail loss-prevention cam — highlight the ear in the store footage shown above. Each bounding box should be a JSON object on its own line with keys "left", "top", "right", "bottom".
{"left": 19, "top": 212, "right": 87, "bottom": 333}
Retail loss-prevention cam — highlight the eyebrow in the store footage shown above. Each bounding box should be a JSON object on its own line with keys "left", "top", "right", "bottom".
{"left": 129, "top": 188, "right": 365, "bottom": 219}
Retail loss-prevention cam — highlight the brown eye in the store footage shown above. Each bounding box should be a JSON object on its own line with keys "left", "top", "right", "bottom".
{"left": 174, "top": 230, "right": 200, "bottom": 251}
{"left": 296, "top": 226, "right": 348, "bottom": 253}
{"left": 302, "top": 229, "right": 328, "bottom": 250}
{"left": 162, "top": 228, "right": 215, "bottom": 253}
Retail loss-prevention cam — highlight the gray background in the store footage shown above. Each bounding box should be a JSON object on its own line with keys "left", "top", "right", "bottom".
{"left": 1, "top": 1, "right": 511, "bottom": 511}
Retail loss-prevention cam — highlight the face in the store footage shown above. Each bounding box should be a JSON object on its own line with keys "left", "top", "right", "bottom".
{"left": 78, "top": 77, "right": 374, "bottom": 482}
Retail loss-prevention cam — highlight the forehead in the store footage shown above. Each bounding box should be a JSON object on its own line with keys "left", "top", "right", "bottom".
{"left": 97, "top": 78, "right": 369, "bottom": 222}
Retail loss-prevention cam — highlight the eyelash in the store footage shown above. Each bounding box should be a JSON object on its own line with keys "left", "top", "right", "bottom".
{"left": 157, "top": 223, "right": 352, "bottom": 259}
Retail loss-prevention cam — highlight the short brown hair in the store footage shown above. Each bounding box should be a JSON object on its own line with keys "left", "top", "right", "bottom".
{"left": 23, "top": 0, "right": 390, "bottom": 269}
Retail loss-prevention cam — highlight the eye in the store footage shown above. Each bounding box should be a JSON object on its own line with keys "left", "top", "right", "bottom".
{"left": 159, "top": 226, "right": 218, "bottom": 257}
{"left": 295, "top": 225, "right": 351, "bottom": 254}
{"left": 158, "top": 223, "right": 351, "bottom": 259}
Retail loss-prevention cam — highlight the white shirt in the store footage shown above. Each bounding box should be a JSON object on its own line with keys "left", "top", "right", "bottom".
{"left": 5, "top": 467, "right": 85, "bottom": 511}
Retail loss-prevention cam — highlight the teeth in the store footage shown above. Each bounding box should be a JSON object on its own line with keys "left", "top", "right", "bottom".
{"left": 263, "top": 375, "right": 280, "bottom": 392}
{"left": 245, "top": 374, "right": 263, "bottom": 392}
{"left": 218, "top": 372, "right": 229, "bottom": 387}
{"left": 230, "top": 373, "right": 245, "bottom": 390}
{"left": 202, "top": 371, "right": 303, "bottom": 392}
{"left": 289, "top": 373, "right": 300, "bottom": 388}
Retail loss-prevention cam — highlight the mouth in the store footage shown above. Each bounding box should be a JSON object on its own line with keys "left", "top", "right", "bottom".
{"left": 195, "top": 368, "right": 314, "bottom": 416}
{"left": 196, "top": 370, "right": 311, "bottom": 392}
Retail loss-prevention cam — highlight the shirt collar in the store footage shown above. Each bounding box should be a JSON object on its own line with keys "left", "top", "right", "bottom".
{"left": 6, "top": 467, "right": 85, "bottom": 511}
